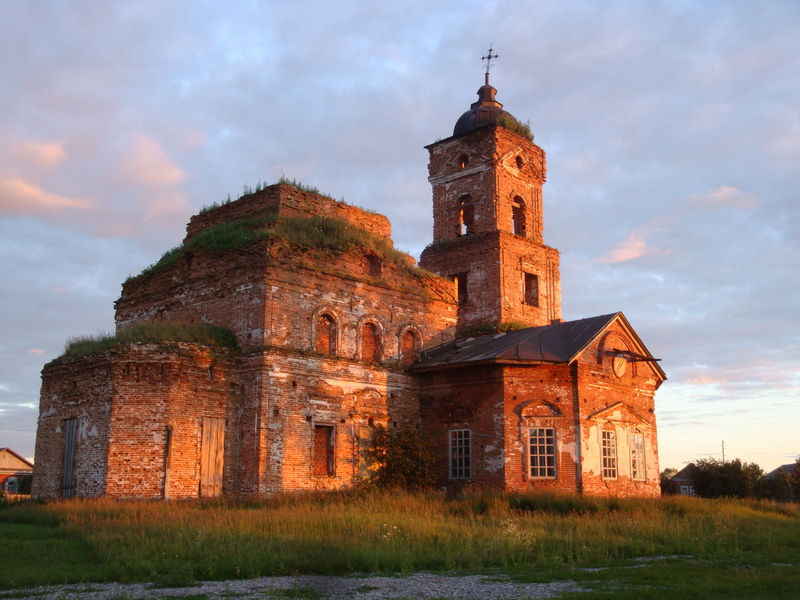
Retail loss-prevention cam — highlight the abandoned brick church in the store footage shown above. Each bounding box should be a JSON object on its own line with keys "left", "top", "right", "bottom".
{"left": 32, "top": 72, "right": 666, "bottom": 500}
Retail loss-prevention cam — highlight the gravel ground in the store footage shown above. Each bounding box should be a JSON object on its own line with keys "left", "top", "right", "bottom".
{"left": 1, "top": 573, "right": 587, "bottom": 600}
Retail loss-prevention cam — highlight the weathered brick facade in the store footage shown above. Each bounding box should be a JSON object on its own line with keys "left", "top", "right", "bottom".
{"left": 415, "top": 314, "right": 662, "bottom": 496}
{"left": 33, "top": 78, "right": 666, "bottom": 499}
{"left": 419, "top": 124, "right": 561, "bottom": 333}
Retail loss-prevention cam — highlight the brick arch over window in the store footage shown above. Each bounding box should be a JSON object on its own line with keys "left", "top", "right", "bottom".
{"left": 517, "top": 399, "right": 562, "bottom": 420}
{"left": 398, "top": 326, "right": 421, "bottom": 366}
{"left": 358, "top": 318, "right": 383, "bottom": 362}
{"left": 312, "top": 306, "right": 339, "bottom": 356}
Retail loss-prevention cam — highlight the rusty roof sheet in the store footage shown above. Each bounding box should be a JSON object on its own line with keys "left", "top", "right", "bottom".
{"left": 412, "top": 313, "right": 621, "bottom": 372}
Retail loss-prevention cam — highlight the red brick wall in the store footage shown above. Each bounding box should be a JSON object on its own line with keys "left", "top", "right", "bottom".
{"left": 109, "top": 205, "right": 461, "bottom": 496}
{"left": 425, "top": 126, "right": 546, "bottom": 244}
{"left": 117, "top": 242, "right": 458, "bottom": 355}
{"left": 35, "top": 141, "right": 663, "bottom": 499}
{"left": 419, "top": 365, "right": 507, "bottom": 491}
{"left": 33, "top": 343, "right": 238, "bottom": 500}
{"left": 416, "top": 319, "right": 662, "bottom": 497}
{"left": 420, "top": 125, "right": 561, "bottom": 333}
{"left": 184, "top": 184, "right": 391, "bottom": 243}
{"left": 258, "top": 348, "right": 421, "bottom": 492}
{"left": 420, "top": 232, "right": 561, "bottom": 332}
{"left": 33, "top": 356, "right": 114, "bottom": 498}
{"left": 500, "top": 364, "right": 580, "bottom": 493}
{"left": 571, "top": 320, "right": 662, "bottom": 497}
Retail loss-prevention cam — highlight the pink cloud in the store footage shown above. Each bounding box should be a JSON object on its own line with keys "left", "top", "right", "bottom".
{"left": 596, "top": 230, "right": 659, "bottom": 263}
{"left": 14, "top": 140, "right": 68, "bottom": 169}
{"left": 691, "top": 185, "right": 758, "bottom": 209}
{"left": 0, "top": 178, "right": 93, "bottom": 214}
{"left": 120, "top": 134, "right": 185, "bottom": 187}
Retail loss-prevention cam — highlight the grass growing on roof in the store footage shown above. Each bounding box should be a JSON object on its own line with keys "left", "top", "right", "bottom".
{"left": 128, "top": 215, "right": 413, "bottom": 282}
{"left": 200, "top": 176, "right": 338, "bottom": 214}
{"left": 62, "top": 322, "right": 239, "bottom": 357}
{"left": 496, "top": 114, "right": 534, "bottom": 142}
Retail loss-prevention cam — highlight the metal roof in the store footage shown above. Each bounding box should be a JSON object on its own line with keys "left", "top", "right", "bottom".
{"left": 452, "top": 82, "right": 519, "bottom": 137}
{"left": 412, "top": 313, "right": 627, "bottom": 372}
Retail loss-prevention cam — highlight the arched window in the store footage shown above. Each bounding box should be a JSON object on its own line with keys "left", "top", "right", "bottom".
{"left": 399, "top": 329, "right": 420, "bottom": 366}
{"left": 316, "top": 313, "right": 336, "bottom": 356}
{"left": 361, "top": 322, "right": 381, "bottom": 362}
{"left": 512, "top": 197, "right": 526, "bottom": 236}
{"left": 459, "top": 195, "right": 474, "bottom": 236}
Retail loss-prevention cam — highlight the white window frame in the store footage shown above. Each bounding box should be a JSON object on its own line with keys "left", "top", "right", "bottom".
{"left": 529, "top": 427, "right": 556, "bottom": 478}
{"left": 630, "top": 432, "right": 645, "bottom": 481}
{"left": 449, "top": 429, "right": 471, "bottom": 480}
{"left": 601, "top": 429, "right": 617, "bottom": 479}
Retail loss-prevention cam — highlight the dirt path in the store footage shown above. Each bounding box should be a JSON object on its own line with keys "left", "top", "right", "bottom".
{"left": 2, "top": 573, "right": 586, "bottom": 600}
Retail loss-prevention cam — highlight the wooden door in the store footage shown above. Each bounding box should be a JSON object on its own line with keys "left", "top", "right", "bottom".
{"left": 199, "top": 417, "right": 225, "bottom": 497}
{"left": 62, "top": 418, "right": 77, "bottom": 499}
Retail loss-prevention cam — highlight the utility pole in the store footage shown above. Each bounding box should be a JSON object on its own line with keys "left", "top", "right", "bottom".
{"left": 722, "top": 440, "right": 725, "bottom": 462}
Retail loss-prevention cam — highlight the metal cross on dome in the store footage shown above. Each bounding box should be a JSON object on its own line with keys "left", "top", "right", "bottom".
{"left": 481, "top": 46, "right": 499, "bottom": 82}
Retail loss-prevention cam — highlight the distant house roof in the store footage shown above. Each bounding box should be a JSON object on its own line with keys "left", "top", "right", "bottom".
{"left": 669, "top": 464, "right": 696, "bottom": 483}
{"left": 412, "top": 312, "right": 665, "bottom": 380}
{"left": 0, "top": 448, "right": 34, "bottom": 472}
{"left": 766, "top": 463, "right": 798, "bottom": 479}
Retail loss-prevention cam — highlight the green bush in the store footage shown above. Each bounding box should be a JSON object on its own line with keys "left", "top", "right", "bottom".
{"left": 496, "top": 114, "right": 534, "bottom": 142}
{"left": 689, "top": 458, "right": 765, "bottom": 499}
{"left": 361, "top": 425, "right": 437, "bottom": 491}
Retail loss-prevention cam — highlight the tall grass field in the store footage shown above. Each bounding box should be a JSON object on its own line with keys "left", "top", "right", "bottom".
{"left": 1, "top": 490, "right": 798, "bottom": 598}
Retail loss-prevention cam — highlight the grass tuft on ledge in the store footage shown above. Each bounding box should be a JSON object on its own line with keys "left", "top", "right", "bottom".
{"left": 463, "top": 321, "right": 530, "bottom": 337}
{"left": 200, "top": 176, "right": 340, "bottom": 214}
{"left": 496, "top": 114, "right": 534, "bottom": 142}
{"left": 62, "top": 323, "right": 239, "bottom": 357}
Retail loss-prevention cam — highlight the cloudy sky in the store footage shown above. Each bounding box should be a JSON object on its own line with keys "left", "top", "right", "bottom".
{"left": 2, "top": 0, "right": 798, "bottom": 472}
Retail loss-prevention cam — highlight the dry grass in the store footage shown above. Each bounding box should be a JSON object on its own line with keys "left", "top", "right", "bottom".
{"left": 2, "top": 490, "right": 798, "bottom": 590}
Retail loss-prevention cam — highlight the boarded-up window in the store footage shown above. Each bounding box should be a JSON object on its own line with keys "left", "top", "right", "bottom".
{"left": 316, "top": 313, "right": 336, "bottom": 356}
{"left": 399, "top": 330, "right": 420, "bottom": 366}
{"left": 200, "top": 417, "right": 225, "bottom": 497}
{"left": 524, "top": 273, "right": 539, "bottom": 306}
{"left": 163, "top": 426, "right": 173, "bottom": 500}
{"left": 313, "top": 425, "right": 334, "bottom": 477}
{"left": 62, "top": 418, "right": 77, "bottom": 499}
{"left": 361, "top": 322, "right": 381, "bottom": 362}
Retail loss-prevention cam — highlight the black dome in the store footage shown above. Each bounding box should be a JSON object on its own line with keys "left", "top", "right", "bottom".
{"left": 453, "top": 82, "right": 519, "bottom": 136}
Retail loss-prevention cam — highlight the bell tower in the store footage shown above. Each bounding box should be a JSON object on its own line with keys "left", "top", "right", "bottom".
{"left": 419, "top": 53, "right": 561, "bottom": 334}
